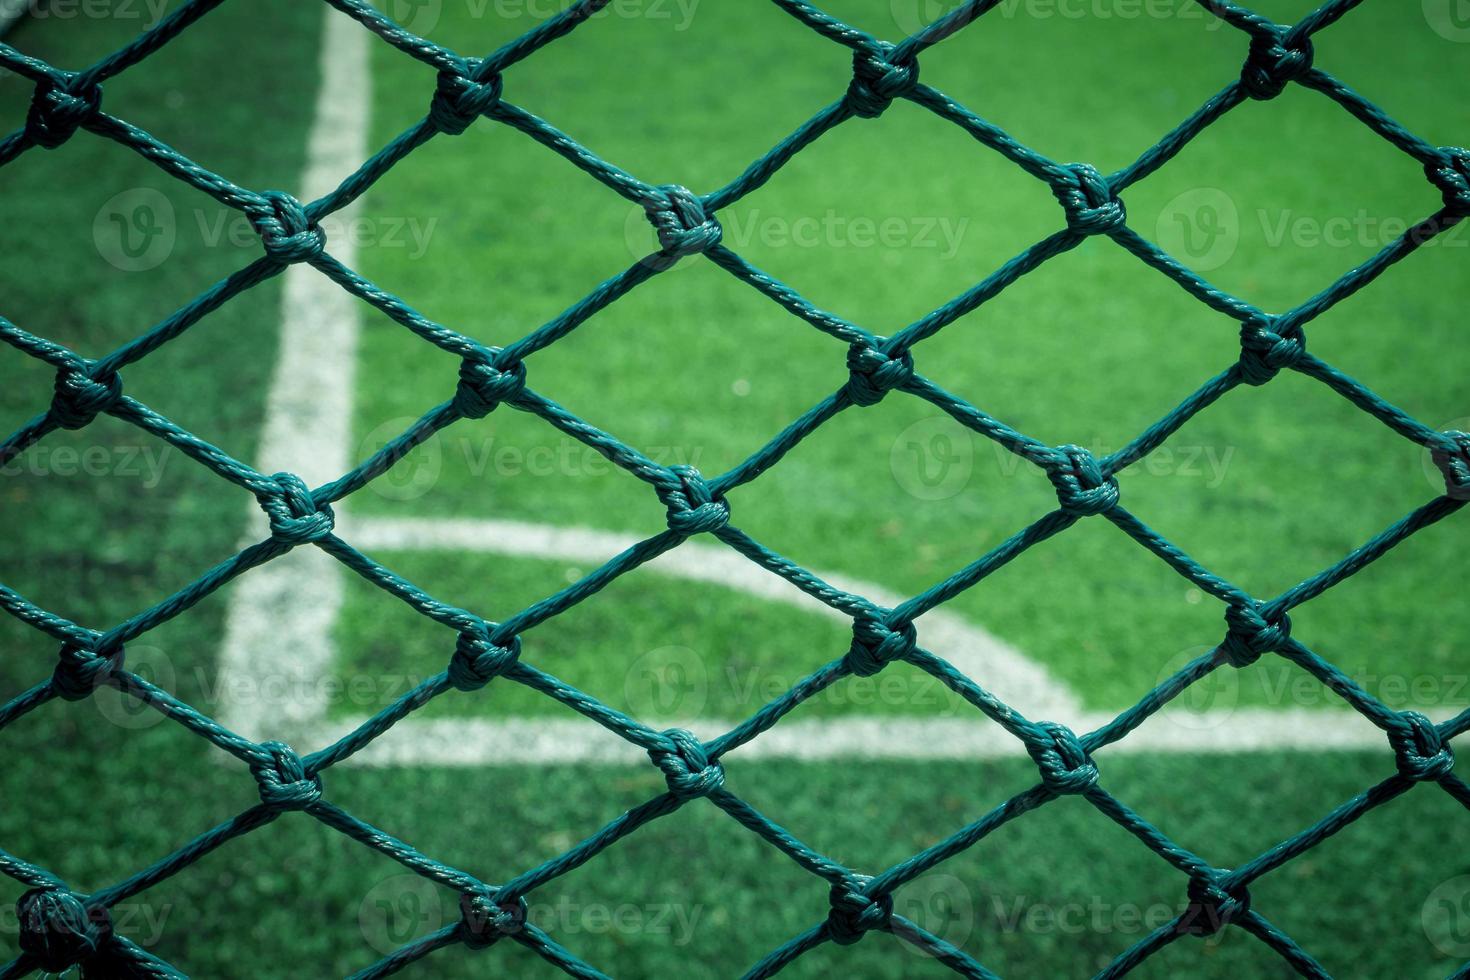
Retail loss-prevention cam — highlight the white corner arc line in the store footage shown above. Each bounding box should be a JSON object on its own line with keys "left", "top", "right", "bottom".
{"left": 213, "top": 7, "right": 1453, "bottom": 767}
{"left": 340, "top": 514, "right": 1083, "bottom": 721}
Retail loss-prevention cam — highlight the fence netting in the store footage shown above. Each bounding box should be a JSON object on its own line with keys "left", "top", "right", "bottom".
{"left": 2, "top": 0, "right": 1468, "bottom": 976}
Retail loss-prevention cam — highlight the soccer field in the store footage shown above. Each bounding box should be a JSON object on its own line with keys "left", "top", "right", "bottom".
{"left": 1, "top": 0, "right": 1469, "bottom": 976}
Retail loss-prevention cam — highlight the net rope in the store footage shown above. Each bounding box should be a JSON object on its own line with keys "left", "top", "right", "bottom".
{"left": 1, "top": 0, "right": 1468, "bottom": 976}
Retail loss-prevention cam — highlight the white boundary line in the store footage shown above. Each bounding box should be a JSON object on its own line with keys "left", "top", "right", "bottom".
{"left": 216, "top": 5, "right": 368, "bottom": 738}
{"left": 215, "top": 5, "right": 1454, "bottom": 766}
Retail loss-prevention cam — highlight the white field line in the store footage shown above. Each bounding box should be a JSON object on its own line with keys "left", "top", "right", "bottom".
{"left": 215, "top": 5, "right": 368, "bottom": 738}
{"left": 215, "top": 5, "right": 1444, "bottom": 766}
{"left": 303, "top": 708, "right": 1438, "bottom": 768}
{"left": 340, "top": 515, "right": 1080, "bottom": 721}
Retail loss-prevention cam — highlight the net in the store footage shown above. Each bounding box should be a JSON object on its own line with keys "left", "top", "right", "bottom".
{"left": 2, "top": 0, "right": 1468, "bottom": 976}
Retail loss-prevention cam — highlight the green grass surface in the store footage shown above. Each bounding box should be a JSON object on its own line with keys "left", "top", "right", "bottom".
{"left": 347, "top": 0, "right": 1470, "bottom": 715}
{"left": 0, "top": 1, "right": 1468, "bottom": 977}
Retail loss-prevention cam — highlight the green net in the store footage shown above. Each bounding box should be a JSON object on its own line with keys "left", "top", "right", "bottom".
{"left": 2, "top": 0, "right": 1469, "bottom": 976}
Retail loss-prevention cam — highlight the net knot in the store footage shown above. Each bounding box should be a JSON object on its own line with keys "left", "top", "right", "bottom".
{"left": 52, "top": 639, "right": 124, "bottom": 701}
{"left": 1028, "top": 721, "right": 1098, "bottom": 795}
{"left": 25, "top": 73, "right": 102, "bottom": 150}
{"left": 1425, "top": 147, "right": 1470, "bottom": 218}
{"left": 845, "top": 42, "right": 919, "bottom": 119}
{"left": 16, "top": 887, "right": 113, "bottom": 973}
{"left": 430, "top": 60, "right": 503, "bottom": 136}
{"left": 1388, "top": 710, "right": 1454, "bottom": 781}
{"left": 1240, "top": 28, "right": 1313, "bottom": 100}
{"left": 246, "top": 190, "right": 325, "bottom": 265}
{"left": 1220, "top": 601, "right": 1291, "bottom": 668}
{"left": 657, "top": 465, "right": 729, "bottom": 535}
{"left": 1180, "top": 873, "right": 1251, "bottom": 936}
{"left": 845, "top": 342, "right": 914, "bottom": 407}
{"left": 1430, "top": 430, "right": 1470, "bottom": 500}
{"left": 454, "top": 349, "right": 526, "bottom": 419}
{"left": 51, "top": 361, "right": 123, "bottom": 430}
{"left": 459, "top": 887, "right": 527, "bottom": 948}
{"left": 644, "top": 184, "right": 721, "bottom": 259}
{"left": 649, "top": 728, "right": 724, "bottom": 801}
{"left": 826, "top": 875, "right": 892, "bottom": 944}
{"left": 1052, "top": 163, "right": 1126, "bottom": 236}
{"left": 250, "top": 740, "right": 322, "bottom": 811}
{"left": 1045, "top": 444, "right": 1119, "bottom": 517}
{"left": 845, "top": 615, "right": 917, "bottom": 677}
{"left": 1237, "top": 316, "right": 1305, "bottom": 385}
{"left": 260, "top": 472, "right": 334, "bottom": 545}
{"left": 448, "top": 621, "right": 521, "bottom": 691}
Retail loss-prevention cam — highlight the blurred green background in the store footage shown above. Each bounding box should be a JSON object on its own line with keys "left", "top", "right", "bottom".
{"left": 1, "top": 0, "right": 1468, "bottom": 976}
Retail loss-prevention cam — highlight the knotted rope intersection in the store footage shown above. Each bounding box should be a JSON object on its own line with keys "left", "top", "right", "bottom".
{"left": 0, "top": 0, "right": 1467, "bottom": 976}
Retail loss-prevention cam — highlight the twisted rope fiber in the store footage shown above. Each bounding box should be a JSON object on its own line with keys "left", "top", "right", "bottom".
{"left": 0, "top": 0, "right": 1467, "bottom": 976}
